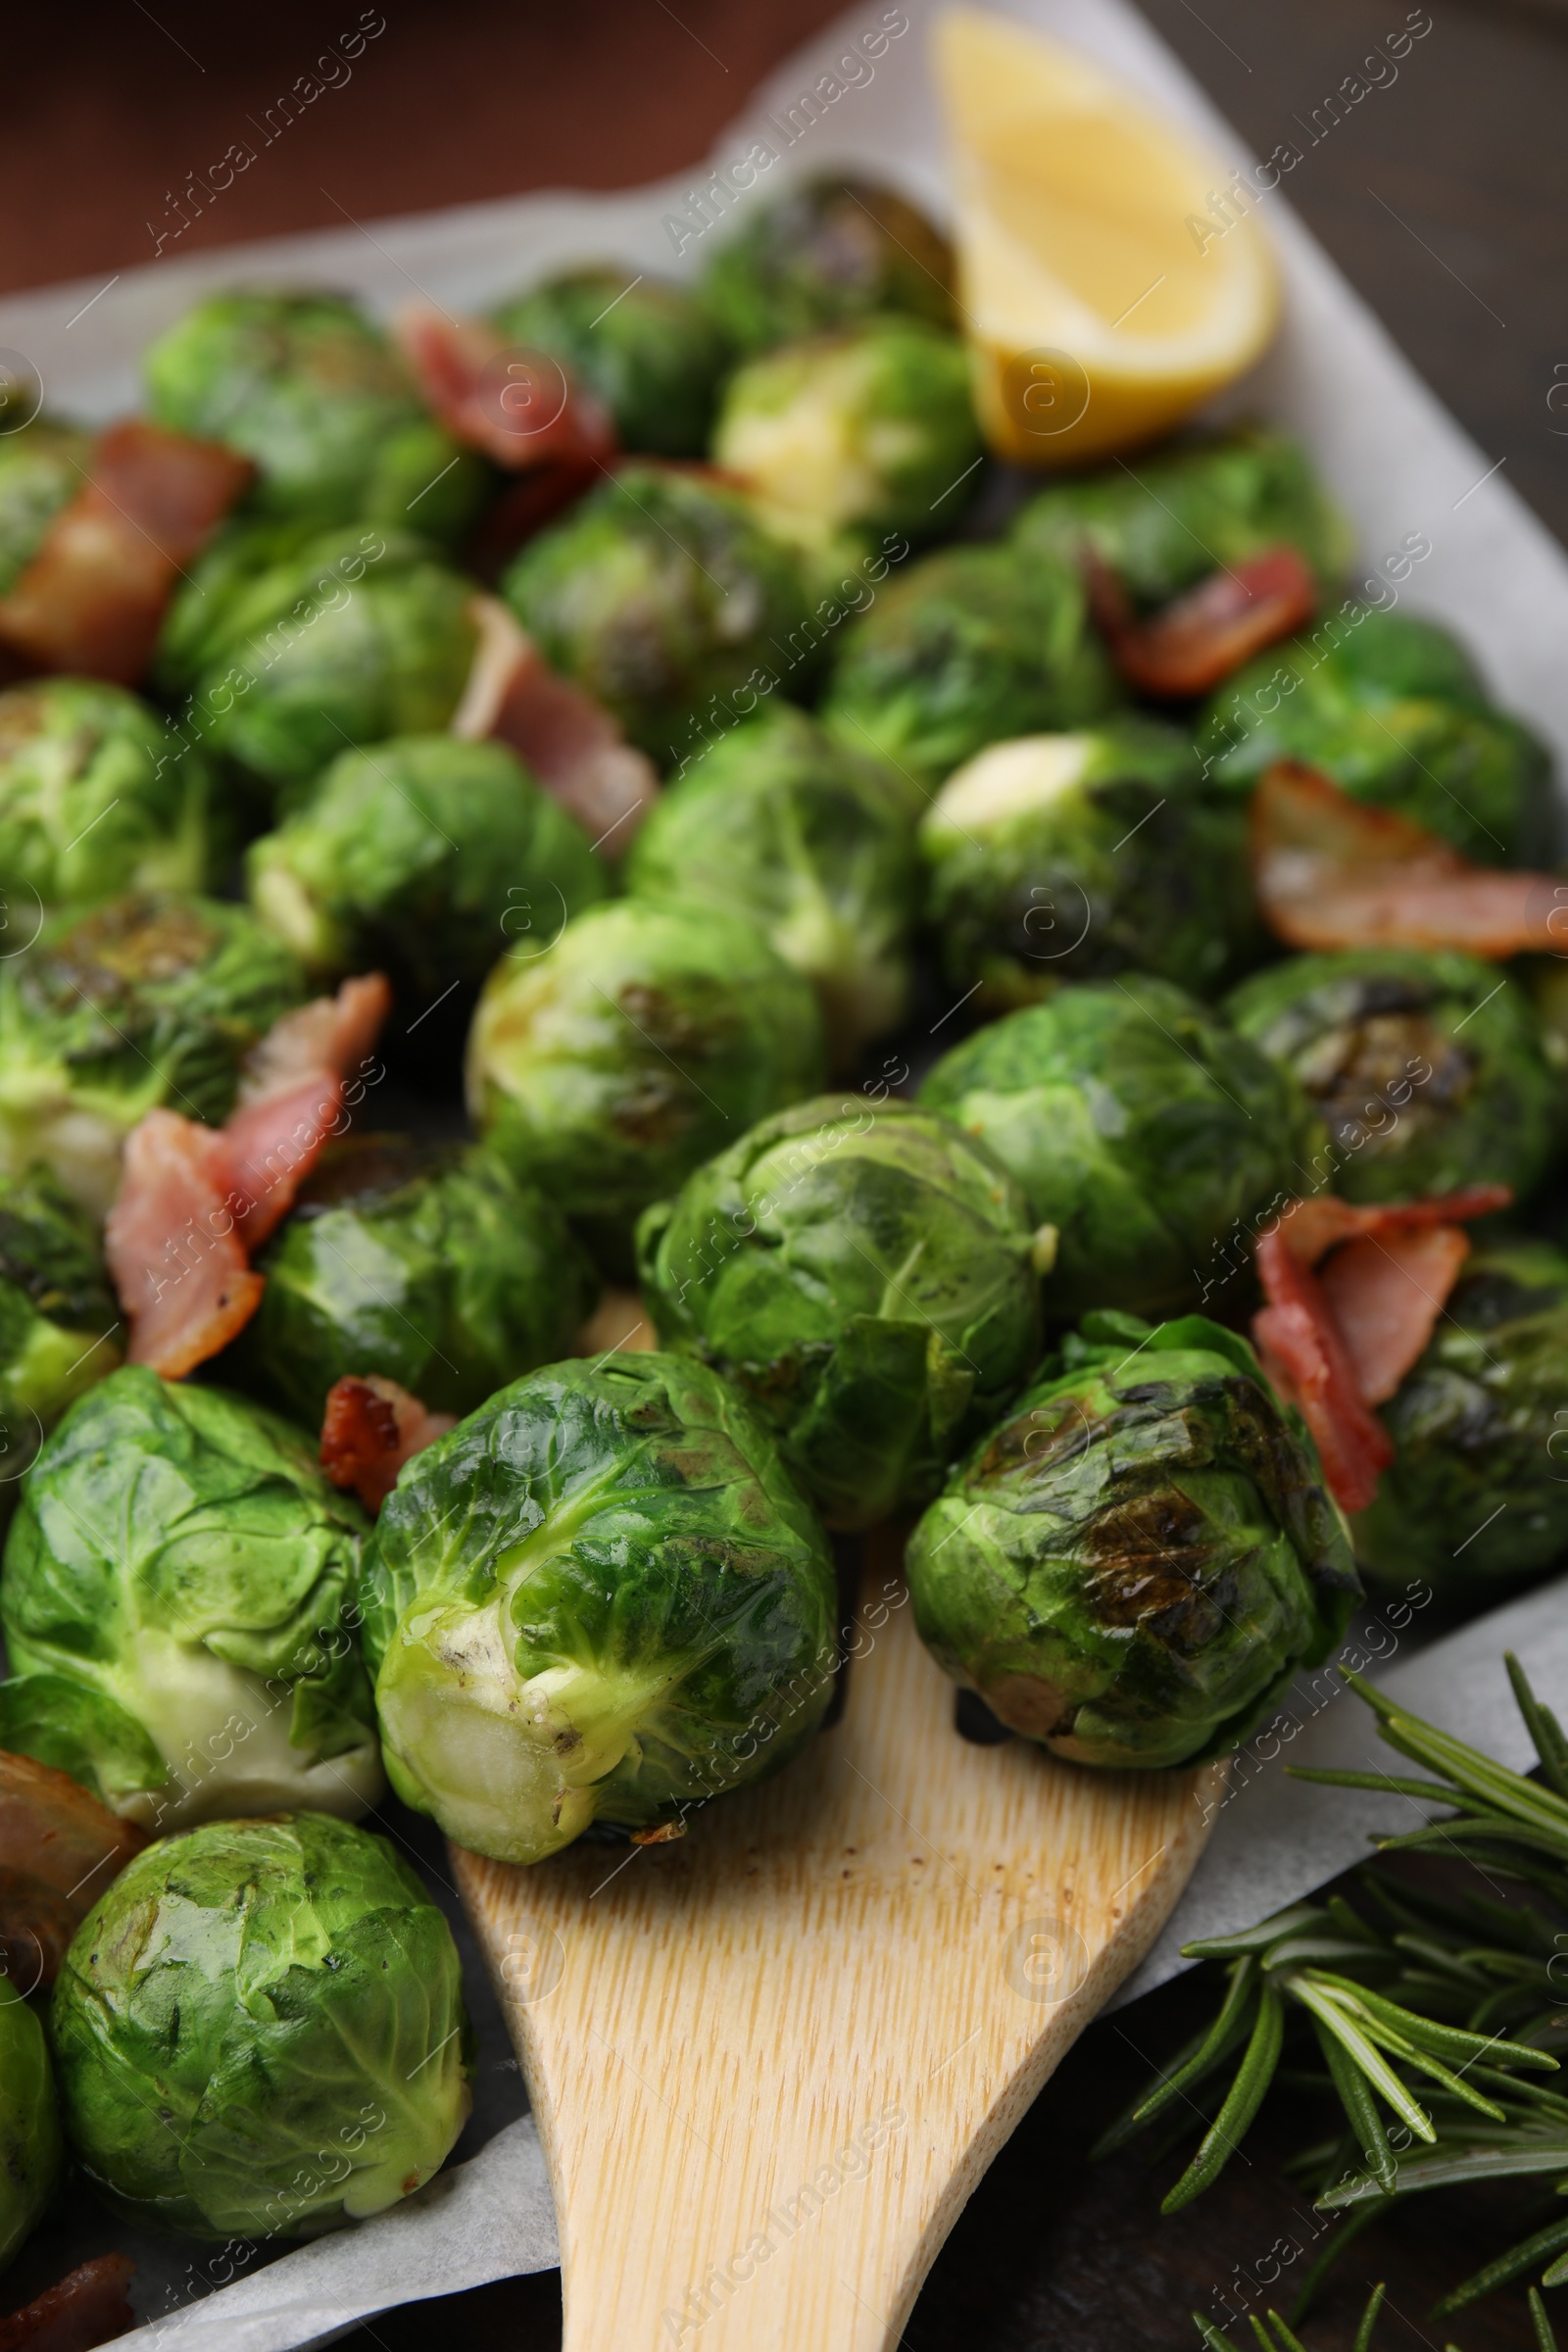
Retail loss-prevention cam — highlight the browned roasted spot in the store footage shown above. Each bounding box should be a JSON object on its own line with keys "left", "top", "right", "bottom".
{"left": 617, "top": 983, "right": 725, "bottom": 1058}
{"left": 631, "top": 1819, "right": 687, "bottom": 1845}
{"left": 1298, "top": 1006, "right": 1473, "bottom": 1156}
{"left": 983, "top": 1673, "right": 1073, "bottom": 1740}
{"left": 977, "top": 1396, "right": 1107, "bottom": 1481}
{"left": 52, "top": 893, "right": 220, "bottom": 997}
{"left": 1080, "top": 1491, "right": 1222, "bottom": 1646}
{"left": 609, "top": 1073, "right": 689, "bottom": 1148}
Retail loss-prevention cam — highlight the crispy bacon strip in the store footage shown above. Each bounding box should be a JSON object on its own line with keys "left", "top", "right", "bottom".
{"left": 238, "top": 972, "right": 391, "bottom": 1105}
{"left": 393, "top": 305, "right": 616, "bottom": 475}
{"left": 1320, "top": 1224, "right": 1473, "bottom": 1405}
{"left": 0, "top": 2255, "right": 136, "bottom": 2352}
{"left": 320, "top": 1376, "right": 456, "bottom": 1513}
{"left": 0, "top": 1750, "right": 146, "bottom": 1991}
{"left": 1252, "top": 760, "right": 1563, "bottom": 956}
{"left": 1254, "top": 1229, "right": 1394, "bottom": 1512}
{"left": 0, "top": 421, "right": 252, "bottom": 686}
{"left": 1086, "top": 544, "right": 1317, "bottom": 700}
{"left": 1272, "top": 1186, "right": 1512, "bottom": 1270}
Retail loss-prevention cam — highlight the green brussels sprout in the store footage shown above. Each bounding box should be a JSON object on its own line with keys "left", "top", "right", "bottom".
{"left": 711, "top": 318, "right": 980, "bottom": 550}
{"left": 236, "top": 1137, "right": 598, "bottom": 1424}
{"left": 0, "top": 1367, "right": 381, "bottom": 1830}
{"left": 918, "top": 719, "right": 1262, "bottom": 1009}
{"left": 624, "top": 704, "right": 920, "bottom": 1064}
{"left": 920, "top": 978, "right": 1302, "bottom": 1321}
{"left": 361, "top": 1351, "right": 836, "bottom": 1863}
{"left": 906, "top": 1311, "right": 1360, "bottom": 1767}
{"left": 0, "top": 1976, "right": 61, "bottom": 2275}
{"left": 501, "top": 463, "right": 814, "bottom": 768}
{"left": 1197, "top": 607, "right": 1554, "bottom": 865}
{"left": 1225, "top": 948, "right": 1559, "bottom": 1205}
{"left": 489, "top": 267, "right": 730, "bottom": 458}
{"left": 142, "top": 288, "right": 488, "bottom": 540}
{"left": 819, "top": 541, "right": 1123, "bottom": 793}
{"left": 246, "top": 733, "right": 608, "bottom": 996}
{"left": 1011, "top": 427, "right": 1351, "bottom": 606}
{"left": 0, "top": 678, "right": 216, "bottom": 907}
{"left": 0, "top": 1168, "right": 122, "bottom": 1498}
{"left": 1351, "top": 1240, "right": 1568, "bottom": 1595}
{"left": 51, "top": 1812, "right": 470, "bottom": 2238}
{"left": 637, "top": 1097, "right": 1047, "bottom": 1529}
{"left": 467, "top": 898, "right": 826, "bottom": 1250}
{"left": 0, "top": 416, "right": 90, "bottom": 597}
{"left": 702, "top": 174, "right": 956, "bottom": 356}
{"left": 0, "top": 892, "right": 307, "bottom": 1215}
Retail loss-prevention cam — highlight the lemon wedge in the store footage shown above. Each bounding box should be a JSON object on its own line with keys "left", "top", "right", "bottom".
{"left": 935, "top": 10, "right": 1281, "bottom": 466}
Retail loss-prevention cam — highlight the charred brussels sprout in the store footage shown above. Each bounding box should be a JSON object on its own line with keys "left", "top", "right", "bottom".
{"left": 238, "top": 1137, "right": 598, "bottom": 1424}
{"left": 906, "top": 1312, "right": 1359, "bottom": 1767}
{"left": 702, "top": 173, "right": 956, "bottom": 355}
{"left": 0, "top": 678, "right": 215, "bottom": 906}
{"left": 637, "top": 1097, "right": 1047, "bottom": 1529}
{"left": 51, "top": 1813, "right": 470, "bottom": 2238}
{"left": 0, "top": 892, "right": 306, "bottom": 1214}
{"left": 625, "top": 704, "right": 920, "bottom": 1064}
{"left": 1225, "top": 948, "right": 1559, "bottom": 1205}
{"left": 712, "top": 318, "right": 980, "bottom": 549}
{"left": 0, "top": 1976, "right": 61, "bottom": 2274}
{"left": 0, "top": 416, "right": 90, "bottom": 597}
{"left": 142, "top": 288, "right": 487, "bottom": 540}
{"left": 1198, "top": 608, "right": 1554, "bottom": 864}
{"left": 921, "top": 979, "right": 1301, "bottom": 1321}
{"left": 0, "top": 1169, "right": 121, "bottom": 1498}
{"left": 360, "top": 1351, "right": 836, "bottom": 1863}
{"left": 467, "top": 898, "right": 825, "bottom": 1247}
{"left": 919, "top": 720, "right": 1261, "bottom": 1009}
{"left": 247, "top": 733, "right": 607, "bottom": 996}
{"left": 489, "top": 268, "right": 729, "bottom": 457}
{"left": 820, "top": 541, "right": 1122, "bottom": 791}
{"left": 0, "top": 1367, "right": 381, "bottom": 1829}
{"left": 502, "top": 464, "right": 813, "bottom": 769}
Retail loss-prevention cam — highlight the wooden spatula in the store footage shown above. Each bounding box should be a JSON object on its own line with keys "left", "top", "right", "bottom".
{"left": 454, "top": 1521, "right": 1219, "bottom": 2352}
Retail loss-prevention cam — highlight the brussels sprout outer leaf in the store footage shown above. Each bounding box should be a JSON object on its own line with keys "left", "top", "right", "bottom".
{"left": 0, "top": 1975, "right": 62, "bottom": 2275}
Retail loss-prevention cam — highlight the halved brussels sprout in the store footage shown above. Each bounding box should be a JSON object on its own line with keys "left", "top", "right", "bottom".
{"left": 236, "top": 1137, "right": 598, "bottom": 1424}
{"left": 906, "top": 1311, "right": 1360, "bottom": 1768}
{"left": 820, "top": 541, "right": 1123, "bottom": 792}
{"left": 919, "top": 719, "right": 1262, "bottom": 1009}
{"left": 0, "top": 891, "right": 307, "bottom": 1214}
{"left": 52, "top": 1812, "right": 470, "bottom": 2238}
{"left": 0, "top": 416, "right": 91, "bottom": 598}
{"left": 142, "top": 288, "right": 488, "bottom": 539}
{"left": 360, "top": 1351, "right": 837, "bottom": 1864}
{"left": 246, "top": 732, "right": 607, "bottom": 996}
{"left": 0, "top": 1168, "right": 122, "bottom": 1502}
{"left": 1225, "top": 948, "right": 1559, "bottom": 1204}
{"left": 0, "top": 1367, "right": 381, "bottom": 1830}
{"left": 0, "top": 677, "right": 216, "bottom": 906}
{"left": 920, "top": 978, "right": 1302, "bottom": 1321}
{"left": 0, "top": 1976, "right": 61, "bottom": 2276}
{"left": 489, "top": 267, "right": 730, "bottom": 457}
{"left": 637, "top": 1097, "right": 1047, "bottom": 1529}
{"left": 624, "top": 703, "right": 920, "bottom": 1065}
{"left": 702, "top": 174, "right": 956, "bottom": 355}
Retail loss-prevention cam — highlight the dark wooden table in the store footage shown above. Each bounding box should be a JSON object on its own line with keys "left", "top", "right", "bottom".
{"left": 5, "top": 3, "right": 1565, "bottom": 2344}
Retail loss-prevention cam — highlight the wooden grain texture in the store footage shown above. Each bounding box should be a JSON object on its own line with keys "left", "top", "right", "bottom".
{"left": 454, "top": 1545, "right": 1220, "bottom": 2352}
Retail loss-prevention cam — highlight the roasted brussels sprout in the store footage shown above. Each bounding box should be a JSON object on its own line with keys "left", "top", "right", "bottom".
{"left": 921, "top": 978, "right": 1302, "bottom": 1320}
{"left": 237, "top": 1137, "right": 597, "bottom": 1424}
{"left": 143, "top": 288, "right": 487, "bottom": 540}
{"left": 361, "top": 1350, "right": 835, "bottom": 1863}
{"left": 1225, "top": 948, "right": 1559, "bottom": 1205}
{"left": 0, "top": 416, "right": 90, "bottom": 597}
{"left": 489, "top": 267, "right": 730, "bottom": 458}
{"left": 501, "top": 462, "right": 814, "bottom": 767}
{"left": 702, "top": 173, "right": 956, "bottom": 355}
{"left": 1198, "top": 608, "right": 1555, "bottom": 864}
{"left": 820, "top": 541, "right": 1122, "bottom": 791}
{"left": 1012, "top": 428, "right": 1351, "bottom": 607}
{"left": 919, "top": 719, "right": 1262, "bottom": 1009}
{"left": 0, "top": 1168, "right": 121, "bottom": 1497}
{"left": 0, "top": 1367, "right": 381, "bottom": 1829}
{"left": 906, "top": 1311, "right": 1360, "bottom": 1766}
{"left": 247, "top": 733, "right": 607, "bottom": 996}
{"left": 624, "top": 703, "right": 920, "bottom": 1063}
{"left": 51, "top": 1812, "right": 470, "bottom": 2237}
{"left": 0, "top": 1976, "right": 61, "bottom": 2275}
{"left": 0, "top": 678, "right": 215, "bottom": 906}
{"left": 467, "top": 898, "right": 825, "bottom": 1249}
{"left": 0, "top": 891, "right": 306, "bottom": 1214}
{"left": 637, "top": 1097, "right": 1048, "bottom": 1529}
{"left": 712, "top": 318, "right": 980, "bottom": 549}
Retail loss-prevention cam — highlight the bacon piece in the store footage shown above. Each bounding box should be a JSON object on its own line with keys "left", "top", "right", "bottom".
{"left": 0, "top": 1750, "right": 145, "bottom": 1991}
{"left": 1273, "top": 1185, "right": 1513, "bottom": 1271}
{"left": 1252, "top": 760, "right": 1562, "bottom": 957}
{"left": 105, "top": 1111, "right": 263, "bottom": 1380}
{"left": 0, "top": 2255, "right": 136, "bottom": 2352}
{"left": 238, "top": 972, "right": 392, "bottom": 1105}
{"left": 393, "top": 305, "right": 616, "bottom": 474}
{"left": 320, "top": 1376, "right": 456, "bottom": 1513}
{"left": 224, "top": 1075, "right": 341, "bottom": 1249}
{"left": 0, "top": 421, "right": 252, "bottom": 686}
{"left": 1253, "top": 1229, "right": 1394, "bottom": 1512}
{"left": 1320, "top": 1224, "right": 1473, "bottom": 1405}
{"left": 1086, "top": 544, "right": 1318, "bottom": 700}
